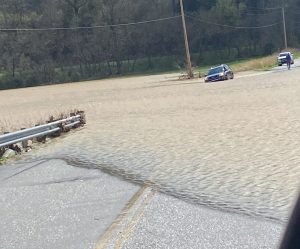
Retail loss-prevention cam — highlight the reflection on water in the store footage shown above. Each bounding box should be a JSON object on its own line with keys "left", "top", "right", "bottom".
{"left": 4, "top": 73, "right": 300, "bottom": 222}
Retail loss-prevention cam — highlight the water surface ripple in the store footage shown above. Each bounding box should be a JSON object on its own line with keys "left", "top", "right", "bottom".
{"left": 2, "top": 72, "right": 300, "bottom": 222}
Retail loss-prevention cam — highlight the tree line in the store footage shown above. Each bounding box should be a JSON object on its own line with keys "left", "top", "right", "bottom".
{"left": 0, "top": 0, "right": 299, "bottom": 89}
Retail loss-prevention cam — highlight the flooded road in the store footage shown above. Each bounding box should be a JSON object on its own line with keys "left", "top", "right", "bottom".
{"left": 1, "top": 68, "right": 300, "bottom": 222}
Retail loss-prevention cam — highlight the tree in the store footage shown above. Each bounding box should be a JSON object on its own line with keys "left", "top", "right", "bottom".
{"left": 0, "top": 0, "right": 299, "bottom": 89}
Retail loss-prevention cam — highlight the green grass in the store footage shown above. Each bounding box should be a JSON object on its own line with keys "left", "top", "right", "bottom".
{"left": 292, "top": 50, "right": 300, "bottom": 58}
{"left": 193, "top": 48, "right": 300, "bottom": 76}
{"left": 1, "top": 47, "right": 299, "bottom": 89}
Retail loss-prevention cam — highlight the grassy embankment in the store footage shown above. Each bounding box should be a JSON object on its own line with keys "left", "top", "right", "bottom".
{"left": 196, "top": 48, "right": 300, "bottom": 76}
{"left": 0, "top": 48, "right": 299, "bottom": 89}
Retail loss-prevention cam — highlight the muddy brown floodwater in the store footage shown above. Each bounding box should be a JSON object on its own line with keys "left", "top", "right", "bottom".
{"left": 1, "top": 69, "right": 300, "bottom": 222}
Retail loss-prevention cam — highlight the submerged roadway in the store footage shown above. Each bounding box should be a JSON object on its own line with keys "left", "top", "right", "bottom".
{"left": 1, "top": 60, "right": 300, "bottom": 249}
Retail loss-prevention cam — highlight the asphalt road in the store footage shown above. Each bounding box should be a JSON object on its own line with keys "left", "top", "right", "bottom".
{"left": 0, "top": 159, "right": 284, "bottom": 249}
{"left": 1, "top": 62, "right": 300, "bottom": 249}
{"left": 0, "top": 159, "right": 139, "bottom": 249}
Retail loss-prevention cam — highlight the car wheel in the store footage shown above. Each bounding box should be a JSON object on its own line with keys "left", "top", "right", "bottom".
{"left": 231, "top": 74, "right": 234, "bottom": 79}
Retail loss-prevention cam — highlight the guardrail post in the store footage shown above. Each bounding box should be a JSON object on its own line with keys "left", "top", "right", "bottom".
{"left": 35, "top": 124, "right": 47, "bottom": 143}
{"left": 78, "top": 111, "right": 86, "bottom": 125}
{"left": 0, "top": 147, "right": 5, "bottom": 157}
{"left": 21, "top": 128, "right": 28, "bottom": 149}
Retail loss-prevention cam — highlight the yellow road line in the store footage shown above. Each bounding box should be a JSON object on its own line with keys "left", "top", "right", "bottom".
{"left": 94, "top": 185, "right": 149, "bottom": 249}
{"left": 113, "top": 189, "right": 156, "bottom": 249}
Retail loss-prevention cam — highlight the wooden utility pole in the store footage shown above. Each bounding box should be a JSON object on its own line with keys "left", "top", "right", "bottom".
{"left": 282, "top": 7, "right": 288, "bottom": 49}
{"left": 179, "top": 0, "right": 193, "bottom": 78}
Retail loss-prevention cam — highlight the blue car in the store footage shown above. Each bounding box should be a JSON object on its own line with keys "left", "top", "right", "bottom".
{"left": 204, "top": 64, "right": 234, "bottom": 83}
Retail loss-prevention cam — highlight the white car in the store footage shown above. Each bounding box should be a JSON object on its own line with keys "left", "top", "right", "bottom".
{"left": 278, "top": 52, "right": 294, "bottom": 66}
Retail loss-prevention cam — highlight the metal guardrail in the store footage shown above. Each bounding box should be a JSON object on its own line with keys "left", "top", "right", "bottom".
{"left": 0, "top": 115, "right": 82, "bottom": 148}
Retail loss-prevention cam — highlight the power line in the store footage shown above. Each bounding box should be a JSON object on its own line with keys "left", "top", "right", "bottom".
{"left": 242, "top": 10, "right": 280, "bottom": 16}
{"left": 242, "top": 8, "right": 281, "bottom": 14}
{"left": 0, "top": 15, "right": 181, "bottom": 32}
{"left": 186, "top": 14, "right": 281, "bottom": 29}
{"left": 244, "top": 6, "right": 282, "bottom": 11}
